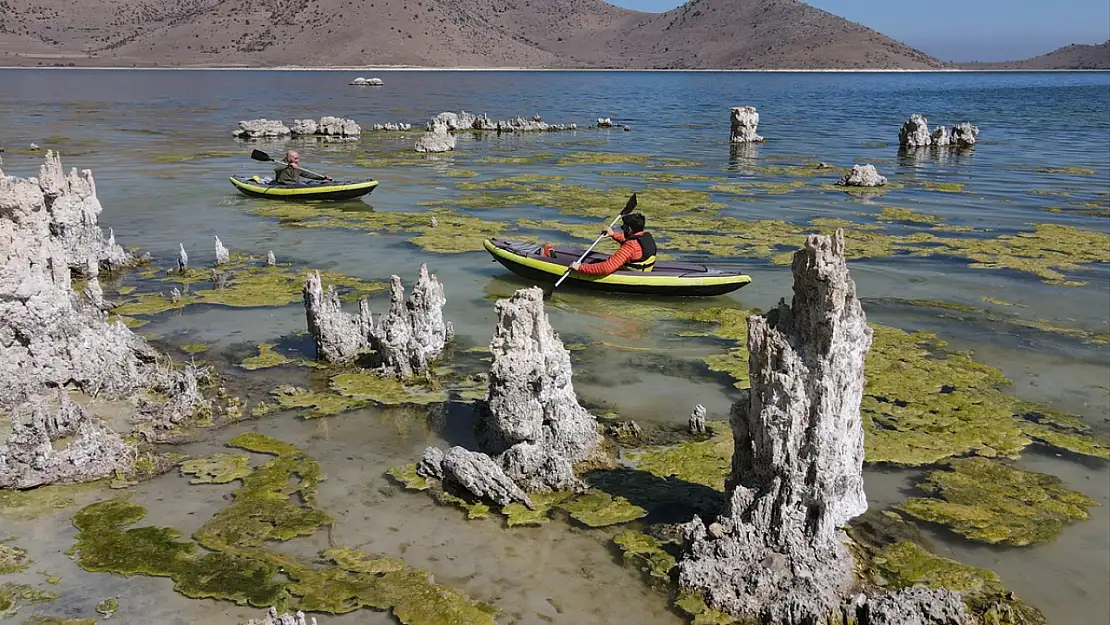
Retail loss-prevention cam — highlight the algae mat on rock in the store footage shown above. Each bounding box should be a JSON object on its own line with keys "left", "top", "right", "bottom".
{"left": 894, "top": 457, "right": 1098, "bottom": 546}
{"left": 67, "top": 434, "right": 498, "bottom": 623}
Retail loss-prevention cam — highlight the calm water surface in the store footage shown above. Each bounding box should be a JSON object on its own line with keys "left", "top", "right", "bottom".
{"left": 1, "top": 69, "right": 1108, "bottom": 625}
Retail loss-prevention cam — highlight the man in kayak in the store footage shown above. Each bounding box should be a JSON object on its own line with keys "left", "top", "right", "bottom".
{"left": 569, "top": 211, "right": 657, "bottom": 276}
{"left": 274, "top": 150, "right": 332, "bottom": 184}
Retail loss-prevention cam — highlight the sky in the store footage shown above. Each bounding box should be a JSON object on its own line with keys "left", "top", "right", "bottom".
{"left": 605, "top": 0, "right": 1110, "bottom": 61}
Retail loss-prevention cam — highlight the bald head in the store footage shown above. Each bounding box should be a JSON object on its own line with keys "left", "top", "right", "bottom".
{"left": 285, "top": 150, "right": 300, "bottom": 165}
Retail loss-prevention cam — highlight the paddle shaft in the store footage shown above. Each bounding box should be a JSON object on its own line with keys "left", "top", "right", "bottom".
{"left": 274, "top": 158, "right": 329, "bottom": 180}
{"left": 552, "top": 212, "right": 626, "bottom": 289}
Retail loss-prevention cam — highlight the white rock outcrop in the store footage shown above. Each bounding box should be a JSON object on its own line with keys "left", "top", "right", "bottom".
{"left": 836, "top": 164, "right": 888, "bottom": 187}
{"left": 349, "top": 77, "right": 383, "bottom": 86}
{"left": 290, "top": 119, "right": 319, "bottom": 136}
{"left": 898, "top": 114, "right": 932, "bottom": 147}
{"left": 243, "top": 607, "right": 318, "bottom": 625}
{"left": 952, "top": 122, "right": 979, "bottom": 147}
{"left": 372, "top": 122, "right": 413, "bottom": 131}
{"left": 0, "top": 390, "right": 134, "bottom": 489}
{"left": 232, "top": 119, "right": 292, "bottom": 139}
{"left": 931, "top": 125, "right": 951, "bottom": 147}
{"left": 730, "top": 106, "right": 764, "bottom": 143}
{"left": 414, "top": 121, "right": 456, "bottom": 153}
{"left": 426, "top": 112, "right": 576, "bottom": 133}
{"left": 677, "top": 230, "right": 966, "bottom": 624}
{"left": 317, "top": 116, "right": 361, "bottom": 137}
{"left": 301, "top": 264, "right": 452, "bottom": 377}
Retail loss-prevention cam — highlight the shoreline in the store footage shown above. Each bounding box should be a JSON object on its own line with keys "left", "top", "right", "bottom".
{"left": 1, "top": 65, "right": 1107, "bottom": 72}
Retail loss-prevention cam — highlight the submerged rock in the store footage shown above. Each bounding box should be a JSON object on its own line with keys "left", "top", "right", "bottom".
{"left": 232, "top": 119, "right": 291, "bottom": 139}
{"left": 437, "top": 446, "right": 533, "bottom": 508}
{"left": 0, "top": 390, "right": 134, "bottom": 489}
{"left": 242, "top": 607, "right": 318, "bottom": 625}
{"left": 317, "top": 116, "right": 361, "bottom": 137}
{"left": 952, "top": 122, "right": 979, "bottom": 147}
{"left": 899, "top": 114, "right": 931, "bottom": 147}
{"left": 688, "top": 404, "right": 707, "bottom": 435}
{"left": 290, "top": 119, "right": 319, "bottom": 136}
{"left": 414, "top": 121, "right": 456, "bottom": 153}
{"left": 729, "top": 106, "right": 764, "bottom": 143}
{"left": 678, "top": 230, "right": 966, "bottom": 624}
{"left": 837, "top": 164, "right": 888, "bottom": 187}
{"left": 931, "top": 125, "right": 951, "bottom": 147}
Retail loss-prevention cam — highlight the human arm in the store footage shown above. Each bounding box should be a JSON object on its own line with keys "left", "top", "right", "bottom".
{"left": 299, "top": 168, "right": 329, "bottom": 181}
{"left": 570, "top": 241, "right": 640, "bottom": 276}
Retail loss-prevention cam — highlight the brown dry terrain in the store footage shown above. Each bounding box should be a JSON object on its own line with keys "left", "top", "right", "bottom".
{"left": 957, "top": 41, "right": 1110, "bottom": 70}
{"left": 0, "top": 0, "right": 949, "bottom": 68}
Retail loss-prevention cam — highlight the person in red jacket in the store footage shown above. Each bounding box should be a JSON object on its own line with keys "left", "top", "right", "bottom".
{"left": 569, "top": 211, "right": 657, "bottom": 276}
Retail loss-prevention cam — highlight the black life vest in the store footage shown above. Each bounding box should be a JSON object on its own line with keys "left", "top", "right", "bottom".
{"left": 624, "top": 231, "right": 657, "bottom": 272}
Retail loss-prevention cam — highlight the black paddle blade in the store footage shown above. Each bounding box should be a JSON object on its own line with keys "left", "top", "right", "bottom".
{"left": 620, "top": 193, "right": 638, "bottom": 215}
{"left": 250, "top": 149, "right": 273, "bottom": 162}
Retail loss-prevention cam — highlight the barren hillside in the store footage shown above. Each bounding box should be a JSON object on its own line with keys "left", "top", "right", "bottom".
{"left": 956, "top": 41, "right": 1110, "bottom": 70}
{"left": 0, "top": 0, "right": 948, "bottom": 69}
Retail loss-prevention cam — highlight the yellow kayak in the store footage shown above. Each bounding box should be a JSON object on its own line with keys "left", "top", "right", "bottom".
{"left": 230, "top": 175, "right": 379, "bottom": 201}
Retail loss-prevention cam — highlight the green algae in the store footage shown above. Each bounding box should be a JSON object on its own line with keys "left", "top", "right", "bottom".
{"left": 20, "top": 617, "right": 96, "bottom": 625}
{"left": 180, "top": 454, "right": 254, "bottom": 485}
{"left": 894, "top": 457, "right": 1098, "bottom": 546}
{"left": 501, "top": 491, "right": 574, "bottom": 527}
{"left": 625, "top": 425, "right": 734, "bottom": 492}
{"left": 863, "top": 325, "right": 1030, "bottom": 466}
{"left": 0, "top": 484, "right": 98, "bottom": 521}
{"left": 887, "top": 298, "right": 1110, "bottom": 345}
{"left": 238, "top": 344, "right": 292, "bottom": 370}
{"left": 675, "top": 591, "right": 739, "bottom": 625}
{"left": 595, "top": 170, "right": 723, "bottom": 183}
{"left": 355, "top": 152, "right": 450, "bottom": 168}
{"left": 819, "top": 181, "right": 904, "bottom": 195}
{"left": 0, "top": 543, "right": 30, "bottom": 575}
{"left": 1031, "top": 167, "right": 1096, "bottom": 175}
{"left": 677, "top": 307, "right": 754, "bottom": 391}
{"left": 981, "top": 296, "right": 1024, "bottom": 307}
{"left": 151, "top": 149, "right": 247, "bottom": 163}
{"left": 271, "top": 386, "right": 368, "bottom": 418}
{"left": 613, "top": 531, "right": 677, "bottom": 583}
{"left": 875, "top": 207, "right": 943, "bottom": 224}
{"left": 330, "top": 372, "right": 449, "bottom": 406}
{"left": 442, "top": 168, "right": 478, "bottom": 178}
{"left": 710, "top": 180, "right": 805, "bottom": 195}
{"left": 226, "top": 432, "right": 300, "bottom": 457}
{"left": 94, "top": 599, "right": 117, "bottom": 617}
{"left": 111, "top": 292, "right": 187, "bottom": 316}
{"left": 555, "top": 151, "right": 652, "bottom": 166}
{"left": 478, "top": 152, "right": 554, "bottom": 165}
{"left": 557, "top": 491, "right": 647, "bottom": 528}
{"left": 455, "top": 174, "right": 567, "bottom": 191}
{"left": 386, "top": 464, "right": 429, "bottom": 491}
{"left": 106, "top": 314, "right": 147, "bottom": 329}
{"left": 923, "top": 181, "right": 966, "bottom": 193}
{"left": 902, "top": 298, "right": 980, "bottom": 313}
{"left": 434, "top": 491, "right": 491, "bottom": 520}
{"left": 0, "top": 584, "right": 57, "bottom": 619}
{"left": 181, "top": 342, "right": 210, "bottom": 354}
{"left": 1016, "top": 420, "right": 1110, "bottom": 460}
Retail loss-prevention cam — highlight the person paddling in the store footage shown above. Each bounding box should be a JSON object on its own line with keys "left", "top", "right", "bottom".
{"left": 274, "top": 149, "right": 332, "bottom": 184}
{"left": 569, "top": 211, "right": 656, "bottom": 276}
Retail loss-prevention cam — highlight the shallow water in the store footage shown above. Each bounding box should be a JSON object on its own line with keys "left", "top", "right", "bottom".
{"left": 2, "top": 69, "right": 1109, "bottom": 624}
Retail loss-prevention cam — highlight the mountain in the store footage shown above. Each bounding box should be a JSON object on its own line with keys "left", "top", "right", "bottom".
{"left": 956, "top": 41, "right": 1110, "bottom": 70}
{"left": 0, "top": 0, "right": 948, "bottom": 69}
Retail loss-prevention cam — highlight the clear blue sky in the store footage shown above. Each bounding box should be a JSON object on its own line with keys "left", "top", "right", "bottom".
{"left": 606, "top": 0, "right": 1110, "bottom": 61}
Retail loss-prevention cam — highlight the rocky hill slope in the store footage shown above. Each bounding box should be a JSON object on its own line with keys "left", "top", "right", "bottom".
{"left": 956, "top": 41, "right": 1110, "bottom": 70}
{"left": 0, "top": 0, "right": 947, "bottom": 69}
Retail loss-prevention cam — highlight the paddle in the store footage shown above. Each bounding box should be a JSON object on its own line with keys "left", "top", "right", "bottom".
{"left": 544, "top": 193, "right": 638, "bottom": 299}
{"left": 250, "top": 148, "right": 330, "bottom": 180}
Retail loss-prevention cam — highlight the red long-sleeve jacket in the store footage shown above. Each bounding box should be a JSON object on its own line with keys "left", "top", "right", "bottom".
{"left": 574, "top": 232, "right": 643, "bottom": 276}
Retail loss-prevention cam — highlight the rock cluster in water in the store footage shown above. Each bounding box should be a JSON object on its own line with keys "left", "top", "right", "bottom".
{"left": 836, "top": 163, "right": 888, "bottom": 187}
{"left": 372, "top": 122, "right": 413, "bottom": 131}
{"left": 730, "top": 106, "right": 764, "bottom": 143}
{"left": 349, "top": 77, "right": 384, "bottom": 86}
{"left": 677, "top": 230, "right": 967, "bottom": 624}
{"left": 426, "top": 111, "right": 578, "bottom": 133}
{"left": 0, "top": 390, "right": 133, "bottom": 489}
{"left": 233, "top": 116, "right": 361, "bottom": 140}
{"left": 242, "top": 607, "right": 318, "bottom": 625}
{"left": 1, "top": 152, "right": 212, "bottom": 487}
{"left": 419, "top": 287, "right": 599, "bottom": 499}
{"left": 899, "top": 114, "right": 979, "bottom": 148}
{"left": 302, "top": 263, "right": 453, "bottom": 377}
{"left": 414, "top": 120, "right": 457, "bottom": 153}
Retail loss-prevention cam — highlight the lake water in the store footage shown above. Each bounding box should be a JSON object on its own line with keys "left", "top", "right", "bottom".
{"left": 1, "top": 69, "right": 1108, "bottom": 625}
